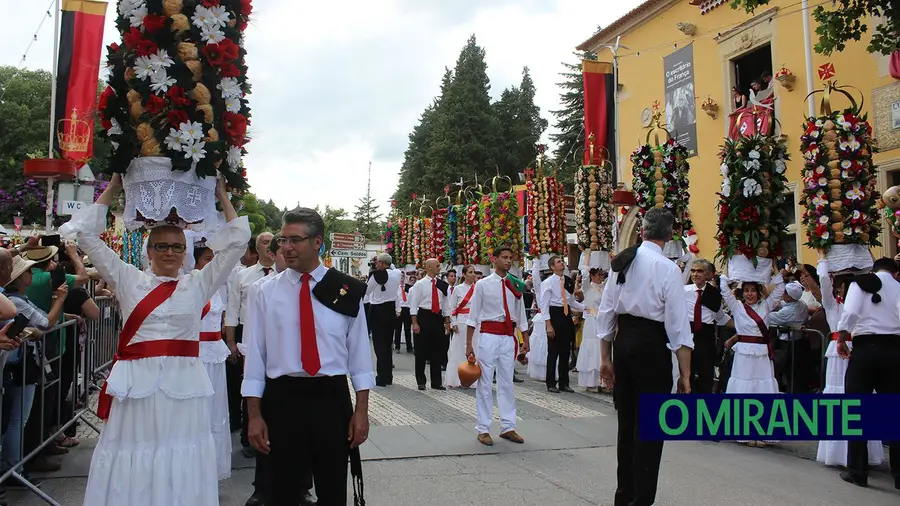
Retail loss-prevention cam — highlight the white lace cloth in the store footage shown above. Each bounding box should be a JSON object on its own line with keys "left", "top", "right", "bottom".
{"left": 121, "top": 157, "right": 219, "bottom": 231}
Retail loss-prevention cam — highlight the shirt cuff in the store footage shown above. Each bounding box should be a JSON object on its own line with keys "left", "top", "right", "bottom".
{"left": 240, "top": 378, "right": 266, "bottom": 398}
{"left": 409, "top": 307, "right": 418, "bottom": 316}
{"left": 224, "top": 316, "right": 239, "bottom": 328}
{"left": 350, "top": 372, "right": 376, "bottom": 392}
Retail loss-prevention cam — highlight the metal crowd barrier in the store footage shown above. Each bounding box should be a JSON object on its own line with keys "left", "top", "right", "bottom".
{"left": 0, "top": 295, "right": 121, "bottom": 506}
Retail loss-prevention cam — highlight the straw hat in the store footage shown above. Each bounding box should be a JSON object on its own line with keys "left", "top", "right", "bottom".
{"left": 6, "top": 255, "right": 37, "bottom": 287}
{"left": 23, "top": 246, "right": 58, "bottom": 264}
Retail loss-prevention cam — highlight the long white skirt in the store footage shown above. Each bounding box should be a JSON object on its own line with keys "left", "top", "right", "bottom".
{"left": 816, "top": 341, "right": 884, "bottom": 466}
{"left": 576, "top": 316, "right": 601, "bottom": 388}
{"left": 526, "top": 318, "right": 548, "bottom": 381}
{"left": 726, "top": 342, "right": 780, "bottom": 443}
{"left": 445, "top": 328, "right": 479, "bottom": 388}
{"left": 204, "top": 361, "right": 232, "bottom": 480}
{"left": 83, "top": 392, "right": 219, "bottom": 506}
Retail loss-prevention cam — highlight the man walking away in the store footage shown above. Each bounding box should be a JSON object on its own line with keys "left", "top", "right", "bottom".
{"left": 366, "top": 253, "right": 401, "bottom": 386}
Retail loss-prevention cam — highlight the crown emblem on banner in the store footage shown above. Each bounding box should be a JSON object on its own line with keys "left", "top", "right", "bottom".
{"left": 57, "top": 108, "right": 91, "bottom": 154}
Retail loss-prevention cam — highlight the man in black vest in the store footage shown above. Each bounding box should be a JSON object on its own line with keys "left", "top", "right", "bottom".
{"left": 597, "top": 208, "right": 692, "bottom": 506}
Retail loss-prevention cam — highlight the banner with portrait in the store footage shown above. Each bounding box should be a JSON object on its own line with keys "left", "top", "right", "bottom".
{"left": 663, "top": 44, "right": 698, "bottom": 156}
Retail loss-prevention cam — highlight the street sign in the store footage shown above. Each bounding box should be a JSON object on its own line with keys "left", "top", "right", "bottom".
{"left": 331, "top": 239, "right": 364, "bottom": 249}
{"left": 58, "top": 200, "right": 87, "bottom": 216}
{"left": 331, "top": 232, "right": 364, "bottom": 242}
{"left": 330, "top": 249, "right": 367, "bottom": 259}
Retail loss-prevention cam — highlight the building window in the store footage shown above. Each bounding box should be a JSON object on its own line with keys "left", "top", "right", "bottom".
{"left": 731, "top": 43, "right": 773, "bottom": 111}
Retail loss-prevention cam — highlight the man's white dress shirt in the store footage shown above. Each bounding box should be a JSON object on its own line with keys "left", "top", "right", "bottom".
{"left": 539, "top": 273, "right": 585, "bottom": 316}
{"left": 837, "top": 271, "right": 900, "bottom": 336}
{"left": 226, "top": 263, "right": 274, "bottom": 327}
{"left": 408, "top": 275, "right": 449, "bottom": 317}
{"left": 684, "top": 282, "right": 731, "bottom": 326}
{"left": 366, "top": 268, "right": 401, "bottom": 305}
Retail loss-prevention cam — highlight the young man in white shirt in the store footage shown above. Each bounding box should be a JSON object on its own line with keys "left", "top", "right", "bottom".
{"left": 540, "top": 256, "right": 585, "bottom": 393}
{"left": 835, "top": 257, "right": 900, "bottom": 490}
{"left": 365, "top": 253, "right": 402, "bottom": 386}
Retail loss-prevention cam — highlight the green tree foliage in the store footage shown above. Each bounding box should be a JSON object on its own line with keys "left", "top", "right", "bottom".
{"left": 393, "top": 36, "right": 548, "bottom": 208}
{"left": 238, "top": 193, "right": 268, "bottom": 235}
{"left": 313, "top": 204, "right": 355, "bottom": 252}
{"left": 549, "top": 52, "right": 596, "bottom": 193}
{"left": 353, "top": 164, "right": 382, "bottom": 240}
{"left": 730, "top": 0, "right": 898, "bottom": 55}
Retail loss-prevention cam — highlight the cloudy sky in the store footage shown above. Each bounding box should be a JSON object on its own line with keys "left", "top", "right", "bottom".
{"left": 2, "top": 0, "right": 641, "bottom": 216}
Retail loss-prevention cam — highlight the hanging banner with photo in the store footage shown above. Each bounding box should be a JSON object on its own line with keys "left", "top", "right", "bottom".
{"left": 53, "top": 0, "right": 108, "bottom": 166}
{"left": 663, "top": 44, "right": 698, "bottom": 157}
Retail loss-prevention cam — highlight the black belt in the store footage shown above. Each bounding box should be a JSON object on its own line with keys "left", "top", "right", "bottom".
{"left": 852, "top": 334, "right": 900, "bottom": 347}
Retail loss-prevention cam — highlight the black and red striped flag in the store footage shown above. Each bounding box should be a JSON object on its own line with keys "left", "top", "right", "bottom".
{"left": 582, "top": 60, "right": 616, "bottom": 184}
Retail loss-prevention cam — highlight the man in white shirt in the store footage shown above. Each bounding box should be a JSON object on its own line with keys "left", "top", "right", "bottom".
{"left": 466, "top": 246, "right": 530, "bottom": 446}
{"left": 366, "top": 253, "right": 402, "bottom": 386}
{"left": 596, "top": 208, "right": 692, "bottom": 506}
{"left": 409, "top": 258, "right": 451, "bottom": 390}
{"left": 769, "top": 281, "right": 810, "bottom": 392}
{"left": 685, "top": 258, "right": 729, "bottom": 394}
{"left": 835, "top": 257, "right": 900, "bottom": 490}
{"left": 243, "top": 208, "right": 373, "bottom": 505}
{"left": 394, "top": 269, "right": 416, "bottom": 353}
{"left": 224, "top": 232, "right": 274, "bottom": 454}
{"left": 540, "top": 256, "right": 585, "bottom": 393}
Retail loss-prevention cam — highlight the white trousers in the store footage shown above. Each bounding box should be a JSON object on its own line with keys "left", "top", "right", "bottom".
{"left": 475, "top": 332, "right": 517, "bottom": 434}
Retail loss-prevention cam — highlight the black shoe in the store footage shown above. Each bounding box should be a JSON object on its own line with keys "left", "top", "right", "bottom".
{"left": 560, "top": 386, "right": 575, "bottom": 393}
{"left": 5, "top": 474, "right": 42, "bottom": 489}
{"left": 244, "top": 491, "right": 266, "bottom": 506}
{"left": 839, "top": 471, "right": 867, "bottom": 487}
{"left": 513, "top": 375, "right": 524, "bottom": 383}
{"left": 376, "top": 381, "right": 388, "bottom": 387}
{"left": 547, "top": 386, "right": 560, "bottom": 393}
{"left": 418, "top": 385, "right": 426, "bottom": 391}
{"left": 300, "top": 489, "right": 317, "bottom": 506}
{"left": 432, "top": 386, "right": 446, "bottom": 391}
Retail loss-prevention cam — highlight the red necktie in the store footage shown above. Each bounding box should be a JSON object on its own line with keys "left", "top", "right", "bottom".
{"left": 299, "top": 273, "right": 321, "bottom": 376}
{"left": 693, "top": 288, "right": 703, "bottom": 333}
{"left": 431, "top": 278, "right": 439, "bottom": 313}
{"left": 263, "top": 267, "right": 272, "bottom": 276}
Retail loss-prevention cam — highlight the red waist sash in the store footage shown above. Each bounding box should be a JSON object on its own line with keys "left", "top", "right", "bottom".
{"left": 200, "top": 332, "right": 222, "bottom": 342}
{"left": 480, "top": 321, "right": 514, "bottom": 336}
{"left": 737, "top": 335, "right": 774, "bottom": 360}
{"left": 831, "top": 332, "right": 851, "bottom": 342}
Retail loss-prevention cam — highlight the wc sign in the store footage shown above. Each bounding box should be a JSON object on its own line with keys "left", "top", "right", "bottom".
{"left": 56, "top": 182, "right": 95, "bottom": 216}
{"left": 59, "top": 200, "right": 87, "bottom": 215}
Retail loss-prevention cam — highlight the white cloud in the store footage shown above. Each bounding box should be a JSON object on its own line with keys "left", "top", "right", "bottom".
{"left": 1, "top": 0, "right": 641, "bottom": 217}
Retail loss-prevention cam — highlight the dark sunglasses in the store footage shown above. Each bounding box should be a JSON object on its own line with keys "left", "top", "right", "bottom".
{"left": 150, "top": 243, "right": 187, "bottom": 253}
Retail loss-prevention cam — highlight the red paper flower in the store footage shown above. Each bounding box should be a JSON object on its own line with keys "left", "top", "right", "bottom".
{"left": 220, "top": 63, "right": 241, "bottom": 78}
{"left": 123, "top": 27, "right": 143, "bottom": 49}
{"left": 240, "top": 0, "right": 253, "bottom": 16}
{"left": 167, "top": 109, "right": 189, "bottom": 127}
{"left": 142, "top": 14, "right": 166, "bottom": 34}
{"left": 218, "top": 38, "right": 240, "bottom": 62}
{"left": 167, "top": 86, "right": 191, "bottom": 107}
{"left": 137, "top": 39, "right": 159, "bottom": 57}
{"left": 109, "top": 42, "right": 119, "bottom": 52}
{"left": 98, "top": 86, "right": 115, "bottom": 114}
{"left": 145, "top": 94, "right": 166, "bottom": 114}
{"left": 202, "top": 44, "right": 227, "bottom": 67}
{"left": 223, "top": 112, "right": 248, "bottom": 144}
{"left": 202, "top": 0, "right": 221, "bottom": 6}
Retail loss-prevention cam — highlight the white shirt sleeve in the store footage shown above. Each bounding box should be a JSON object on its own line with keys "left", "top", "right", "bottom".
{"left": 663, "top": 266, "right": 693, "bottom": 350}
{"left": 837, "top": 282, "right": 863, "bottom": 333}
{"left": 466, "top": 280, "right": 483, "bottom": 328}
{"left": 225, "top": 268, "right": 244, "bottom": 327}
{"left": 595, "top": 274, "right": 620, "bottom": 341}
{"left": 408, "top": 281, "right": 421, "bottom": 316}
{"left": 240, "top": 278, "right": 268, "bottom": 398}
{"left": 347, "top": 301, "right": 376, "bottom": 392}
{"left": 196, "top": 216, "right": 251, "bottom": 302}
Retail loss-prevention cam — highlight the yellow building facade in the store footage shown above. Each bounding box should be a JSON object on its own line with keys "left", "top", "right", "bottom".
{"left": 578, "top": 0, "right": 900, "bottom": 266}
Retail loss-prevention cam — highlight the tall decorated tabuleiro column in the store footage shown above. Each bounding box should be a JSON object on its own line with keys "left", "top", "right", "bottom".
{"left": 526, "top": 145, "right": 567, "bottom": 270}
{"left": 630, "top": 102, "right": 695, "bottom": 259}
{"left": 575, "top": 133, "right": 614, "bottom": 271}
{"left": 799, "top": 64, "right": 882, "bottom": 272}
{"left": 98, "top": 0, "right": 253, "bottom": 227}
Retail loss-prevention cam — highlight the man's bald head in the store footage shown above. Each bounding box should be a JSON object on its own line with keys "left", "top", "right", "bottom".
{"left": 425, "top": 258, "right": 440, "bottom": 277}
{"left": 256, "top": 232, "right": 275, "bottom": 267}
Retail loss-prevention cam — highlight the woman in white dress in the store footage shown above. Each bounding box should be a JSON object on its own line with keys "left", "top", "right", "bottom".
{"left": 576, "top": 268, "right": 605, "bottom": 390}
{"left": 61, "top": 174, "right": 250, "bottom": 506}
{"left": 193, "top": 243, "right": 233, "bottom": 480}
{"left": 526, "top": 260, "right": 547, "bottom": 381}
{"left": 446, "top": 265, "right": 478, "bottom": 388}
{"left": 717, "top": 271, "right": 784, "bottom": 448}
{"left": 814, "top": 250, "right": 883, "bottom": 467}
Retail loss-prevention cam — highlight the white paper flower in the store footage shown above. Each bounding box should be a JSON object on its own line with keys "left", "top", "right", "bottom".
{"left": 107, "top": 118, "right": 123, "bottom": 136}
{"left": 149, "top": 49, "right": 174, "bottom": 70}
{"left": 225, "top": 96, "right": 242, "bottom": 114}
{"left": 741, "top": 178, "right": 762, "bottom": 198}
{"left": 134, "top": 56, "right": 154, "bottom": 80}
{"left": 129, "top": 3, "right": 148, "bottom": 28}
{"left": 149, "top": 68, "right": 176, "bottom": 94}
{"left": 663, "top": 156, "right": 672, "bottom": 165}
{"left": 837, "top": 116, "right": 852, "bottom": 130}
{"left": 815, "top": 165, "right": 825, "bottom": 175}
{"left": 840, "top": 159, "right": 852, "bottom": 170}
{"left": 818, "top": 215, "right": 829, "bottom": 224}
{"left": 179, "top": 121, "right": 205, "bottom": 142}
{"left": 721, "top": 179, "right": 731, "bottom": 197}
{"left": 226, "top": 145, "right": 243, "bottom": 168}
{"left": 775, "top": 159, "right": 786, "bottom": 174}
{"left": 217, "top": 77, "right": 241, "bottom": 99}
{"left": 165, "top": 128, "right": 184, "bottom": 152}
{"left": 191, "top": 6, "right": 216, "bottom": 30}
{"left": 183, "top": 141, "right": 207, "bottom": 163}
{"left": 749, "top": 150, "right": 760, "bottom": 159}
{"left": 845, "top": 183, "right": 863, "bottom": 200}
{"left": 818, "top": 177, "right": 828, "bottom": 187}
{"left": 720, "top": 163, "right": 729, "bottom": 177}
{"left": 201, "top": 26, "right": 225, "bottom": 44}
{"left": 207, "top": 5, "right": 231, "bottom": 27}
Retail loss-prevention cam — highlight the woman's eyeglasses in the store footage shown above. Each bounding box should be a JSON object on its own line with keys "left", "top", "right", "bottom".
{"left": 150, "top": 243, "right": 187, "bottom": 253}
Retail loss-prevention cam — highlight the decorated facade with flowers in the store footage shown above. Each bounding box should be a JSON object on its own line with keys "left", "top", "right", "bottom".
{"left": 715, "top": 134, "right": 791, "bottom": 265}
{"left": 630, "top": 138, "right": 694, "bottom": 244}
{"left": 99, "top": 0, "right": 253, "bottom": 209}
{"left": 799, "top": 109, "right": 882, "bottom": 257}
{"left": 526, "top": 176, "right": 566, "bottom": 257}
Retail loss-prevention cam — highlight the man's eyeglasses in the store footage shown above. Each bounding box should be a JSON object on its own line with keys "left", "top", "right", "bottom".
{"left": 276, "top": 235, "right": 312, "bottom": 246}
{"left": 150, "top": 243, "right": 186, "bottom": 253}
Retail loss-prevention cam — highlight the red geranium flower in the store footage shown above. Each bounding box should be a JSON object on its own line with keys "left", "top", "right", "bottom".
{"left": 142, "top": 14, "right": 166, "bottom": 34}
{"left": 202, "top": 0, "right": 220, "bottom": 6}
{"left": 109, "top": 42, "right": 119, "bottom": 52}
{"left": 240, "top": 0, "right": 253, "bottom": 16}
{"left": 167, "top": 109, "right": 189, "bottom": 127}
{"left": 218, "top": 38, "right": 240, "bottom": 62}
{"left": 202, "top": 44, "right": 226, "bottom": 67}
{"left": 123, "top": 27, "right": 143, "bottom": 49}
{"left": 98, "top": 86, "right": 115, "bottom": 113}
{"left": 167, "top": 86, "right": 191, "bottom": 107}
{"left": 220, "top": 63, "right": 240, "bottom": 78}
{"left": 223, "top": 112, "right": 248, "bottom": 144}
{"left": 238, "top": 19, "right": 248, "bottom": 31}
{"left": 137, "top": 39, "right": 159, "bottom": 57}
{"left": 101, "top": 118, "right": 112, "bottom": 130}
{"left": 145, "top": 94, "right": 166, "bottom": 114}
